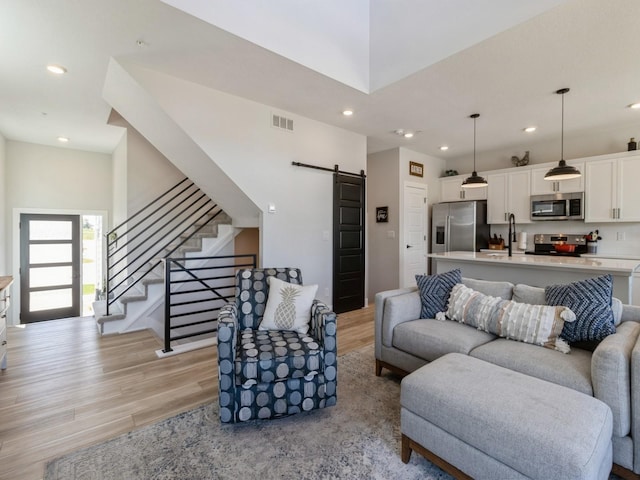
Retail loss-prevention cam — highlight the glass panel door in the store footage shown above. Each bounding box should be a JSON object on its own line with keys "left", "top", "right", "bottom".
{"left": 20, "top": 214, "right": 81, "bottom": 322}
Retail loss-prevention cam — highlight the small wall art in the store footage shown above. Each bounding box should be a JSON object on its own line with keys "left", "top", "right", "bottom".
{"left": 376, "top": 206, "right": 389, "bottom": 223}
{"left": 409, "top": 161, "right": 424, "bottom": 177}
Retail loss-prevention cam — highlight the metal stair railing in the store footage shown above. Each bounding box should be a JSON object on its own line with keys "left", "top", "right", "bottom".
{"left": 104, "top": 177, "right": 228, "bottom": 315}
{"left": 163, "top": 254, "right": 257, "bottom": 353}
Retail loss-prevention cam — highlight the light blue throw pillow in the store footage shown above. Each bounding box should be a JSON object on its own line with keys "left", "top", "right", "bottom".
{"left": 415, "top": 269, "right": 461, "bottom": 319}
{"left": 545, "top": 274, "right": 616, "bottom": 343}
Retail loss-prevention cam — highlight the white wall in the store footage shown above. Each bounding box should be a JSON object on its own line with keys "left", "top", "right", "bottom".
{"left": 6, "top": 141, "right": 112, "bottom": 212}
{"left": 108, "top": 115, "right": 184, "bottom": 218}
{"left": 367, "top": 147, "right": 445, "bottom": 298}
{"left": 0, "top": 132, "right": 6, "bottom": 274}
{"left": 114, "top": 64, "right": 367, "bottom": 305}
{"left": 111, "top": 129, "right": 127, "bottom": 229}
{"left": 367, "top": 149, "right": 400, "bottom": 298}
{"left": 5, "top": 141, "right": 112, "bottom": 324}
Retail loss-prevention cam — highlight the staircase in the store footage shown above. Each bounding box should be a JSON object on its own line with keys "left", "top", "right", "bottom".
{"left": 93, "top": 178, "right": 235, "bottom": 340}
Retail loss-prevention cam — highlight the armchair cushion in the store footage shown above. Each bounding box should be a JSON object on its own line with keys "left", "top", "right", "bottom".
{"left": 259, "top": 277, "right": 318, "bottom": 334}
{"left": 236, "top": 329, "right": 323, "bottom": 386}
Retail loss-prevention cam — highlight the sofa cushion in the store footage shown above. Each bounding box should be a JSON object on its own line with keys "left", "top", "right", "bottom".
{"left": 546, "top": 274, "right": 616, "bottom": 343}
{"left": 415, "top": 269, "right": 461, "bottom": 319}
{"left": 592, "top": 321, "right": 640, "bottom": 437}
{"left": 512, "top": 283, "right": 545, "bottom": 305}
{"left": 462, "top": 277, "right": 514, "bottom": 299}
{"left": 393, "top": 319, "right": 495, "bottom": 362}
{"left": 470, "top": 339, "right": 593, "bottom": 395}
{"left": 445, "top": 283, "right": 575, "bottom": 353}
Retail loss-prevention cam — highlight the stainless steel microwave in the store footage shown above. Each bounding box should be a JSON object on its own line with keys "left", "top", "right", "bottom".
{"left": 530, "top": 192, "right": 584, "bottom": 221}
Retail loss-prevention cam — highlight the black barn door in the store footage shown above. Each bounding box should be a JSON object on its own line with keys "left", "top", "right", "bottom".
{"left": 333, "top": 173, "right": 365, "bottom": 314}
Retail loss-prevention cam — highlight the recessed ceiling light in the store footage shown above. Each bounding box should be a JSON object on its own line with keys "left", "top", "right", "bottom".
{"left": 440, "top": 145, "right": 449, "bottom": 151}
{"left": 524, "top": 126, "right": 537, "bottom": 133}
{"left": 403, "top": 132, "right": 414, "bottom": 138}
{"left": 57, "top": 136, "right": 69, "bottom": 143}
{"left": 47, "top": 64, "right": 67, "bottom": 75}
{"left": 630, "top": 103, "right": 640, "bottom": 109}
{"left": 342, "top": 109, "right": 354, "bottom": 116}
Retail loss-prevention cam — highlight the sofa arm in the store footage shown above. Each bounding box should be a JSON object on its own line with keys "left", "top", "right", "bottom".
{"left": 217, "top": 303, "right": 239, "bottom": 423}
{"left": 311, "top": 300, "right": 337, "bottom": 357}
{"left": 374, "top": 287, "right": 419, "bottom": 359}
{"left": 592, "top": 321, "right": 640, "bottom": 438}
{"left": 631, "top": 329, "right": 640, "bottom": 473}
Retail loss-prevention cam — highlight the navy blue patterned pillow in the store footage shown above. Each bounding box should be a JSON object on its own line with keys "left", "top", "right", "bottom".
{"left": 415, "top": 269, "right": 461, "bottom": 319}
{"left": 545, "top": 275, "right": 616, "bottom": 343}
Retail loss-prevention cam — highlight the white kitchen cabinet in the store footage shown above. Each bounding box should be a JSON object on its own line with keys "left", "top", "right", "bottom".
{"left": 487, "top": 169, "right": 532, "bottom": 224}
{"left": 440, "top": 176, "right": 487, "bottom": 202}
{"left": 530, "top": 161, "right": 585, "bottom": 195}
{"left": 585, "top": 156, "right": 640, "bottom": 222}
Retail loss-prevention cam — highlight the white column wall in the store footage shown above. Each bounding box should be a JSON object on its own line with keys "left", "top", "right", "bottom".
{"left": 367, "top": 149, "right": 400, "bottom": 299}
{"left": 122, "top": 65, "right": 367, "bottom": 305}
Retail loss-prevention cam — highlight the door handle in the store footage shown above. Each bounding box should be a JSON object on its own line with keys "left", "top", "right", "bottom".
{"left": 406, "top": 245, "right": 412, "bottom": 249}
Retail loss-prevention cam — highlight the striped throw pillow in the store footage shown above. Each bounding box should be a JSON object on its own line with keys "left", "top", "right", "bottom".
{"left": 444, "top": 283, "right": 575, "bottom": 353}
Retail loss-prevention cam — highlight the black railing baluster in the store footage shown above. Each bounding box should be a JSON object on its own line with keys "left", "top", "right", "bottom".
{"left": 162, "top": 254, "right": 257, "bottom": 353}
{"left": 103, "top": 176, "right": 228, "bottom": 317}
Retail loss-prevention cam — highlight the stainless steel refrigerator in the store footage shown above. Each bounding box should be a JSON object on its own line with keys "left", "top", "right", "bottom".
{"left": 431, "top": 200, "right": 489, "bottom": 261}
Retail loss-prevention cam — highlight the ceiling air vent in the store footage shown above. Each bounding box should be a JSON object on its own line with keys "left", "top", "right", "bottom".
{"left": 272, "top": 114, "right": 294, "bottom": 132}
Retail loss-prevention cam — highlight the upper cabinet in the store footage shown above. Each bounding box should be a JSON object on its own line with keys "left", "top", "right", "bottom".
{"left": 487, "top": 169, "right": 532, "bottom": 224}
{"left": 585, "top": 156, "right": 640, "bottom": 222}
{"left": 440, "top": 175, "right": 487, "bottom": 202}
{"left": 530, "top": 161, "right": 585, "bottom": 195}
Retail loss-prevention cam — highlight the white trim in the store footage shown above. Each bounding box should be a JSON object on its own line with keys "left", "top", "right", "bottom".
{"left": 11, "top": 207, "right": 109, "bottom": 326}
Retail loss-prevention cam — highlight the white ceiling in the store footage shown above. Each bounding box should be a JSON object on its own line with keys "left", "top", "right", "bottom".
{"left": 1, "top": 0, "right": 639, "bottom": 162}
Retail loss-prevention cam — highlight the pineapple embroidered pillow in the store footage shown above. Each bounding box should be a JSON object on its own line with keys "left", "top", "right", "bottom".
{"left": 259, "top": 277, "right": 318, "bottom": 334}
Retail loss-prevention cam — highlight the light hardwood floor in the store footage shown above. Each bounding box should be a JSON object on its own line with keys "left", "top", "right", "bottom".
{"left": 0, "top": 306, "right": 374, "bottom": 480}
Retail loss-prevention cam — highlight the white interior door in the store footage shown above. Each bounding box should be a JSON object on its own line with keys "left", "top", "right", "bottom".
{"left": 402, "top": 183, "right": 427, "bottom": 287}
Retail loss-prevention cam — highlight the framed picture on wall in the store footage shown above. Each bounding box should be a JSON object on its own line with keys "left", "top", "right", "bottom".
{"left": 409, "top": 161, "right": 424, "bottom": 177}
{"left": 376, "top": 206, "right": 388, "bottom": 223}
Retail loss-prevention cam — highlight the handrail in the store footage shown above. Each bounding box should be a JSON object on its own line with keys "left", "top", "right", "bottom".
{"left": 163, "top": 254, "right": 257, "bottom": 353}
{"left": 104, "top": 177, "right": 228, "bottom": 315}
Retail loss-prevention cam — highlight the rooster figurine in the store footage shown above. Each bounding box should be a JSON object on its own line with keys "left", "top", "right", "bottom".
{"left": 511, "top": 151, "right": 530, "bottom": 167}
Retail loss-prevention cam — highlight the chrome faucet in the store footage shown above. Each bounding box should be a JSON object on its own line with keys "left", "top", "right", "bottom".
{"left": 508, "top": 213, "right": 516, "bottom": 257}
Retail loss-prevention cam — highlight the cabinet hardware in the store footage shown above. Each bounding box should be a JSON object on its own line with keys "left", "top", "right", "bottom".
{"left": 1, "top": 341, "right": 6, "bottom": 346}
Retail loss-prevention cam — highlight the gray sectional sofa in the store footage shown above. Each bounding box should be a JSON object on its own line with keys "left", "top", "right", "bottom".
{"left": 375, "top": 277, "right": 640, "bottom": 479}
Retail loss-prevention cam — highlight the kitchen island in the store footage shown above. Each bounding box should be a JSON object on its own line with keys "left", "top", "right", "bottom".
{"left": 429, "top": 251, "right": 640, "bottom": 304}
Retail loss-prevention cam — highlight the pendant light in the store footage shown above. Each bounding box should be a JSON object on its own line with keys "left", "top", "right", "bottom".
{"left": 461, "top": 113, "right": 488, "bottom": 188}
{"left": 544, "top": 88, "right": 581, "bottom": 181}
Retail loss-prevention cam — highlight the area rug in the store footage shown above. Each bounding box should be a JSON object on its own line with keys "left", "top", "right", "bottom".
{"left": 45, "top": 345, "right": 452, "bottom": 480}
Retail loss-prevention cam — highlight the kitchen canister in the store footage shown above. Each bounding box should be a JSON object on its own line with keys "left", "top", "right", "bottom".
{"left": 628, "top": 137, "right": 637, "bottom": 151}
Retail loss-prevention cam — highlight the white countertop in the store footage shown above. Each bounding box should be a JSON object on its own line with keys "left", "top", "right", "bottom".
{"left": 429, "top": 251, "right": 640, "bottom": 274}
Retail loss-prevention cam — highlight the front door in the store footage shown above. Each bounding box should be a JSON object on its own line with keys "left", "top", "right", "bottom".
{"left": 333, "top": 173, "right": 365, "bottom": 314}
{"left": 20, "top": 214, "right": 81, "bottom": 322}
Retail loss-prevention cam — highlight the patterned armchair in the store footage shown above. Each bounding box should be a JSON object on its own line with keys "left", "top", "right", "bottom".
{"left": 217, "top": 267, "right": 337, "bottom": 423}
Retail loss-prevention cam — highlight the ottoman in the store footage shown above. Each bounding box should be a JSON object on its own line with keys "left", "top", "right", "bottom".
{"left": 401, "top": 353, "right": 613, "bottom": 480}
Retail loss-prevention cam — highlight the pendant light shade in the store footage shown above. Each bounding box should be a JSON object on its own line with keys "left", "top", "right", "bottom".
{"left": 462, "top": 113, "right": 488, "bottom": 188}
{"left": 545, "top": 88, "right": 581, "bottom": 181}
